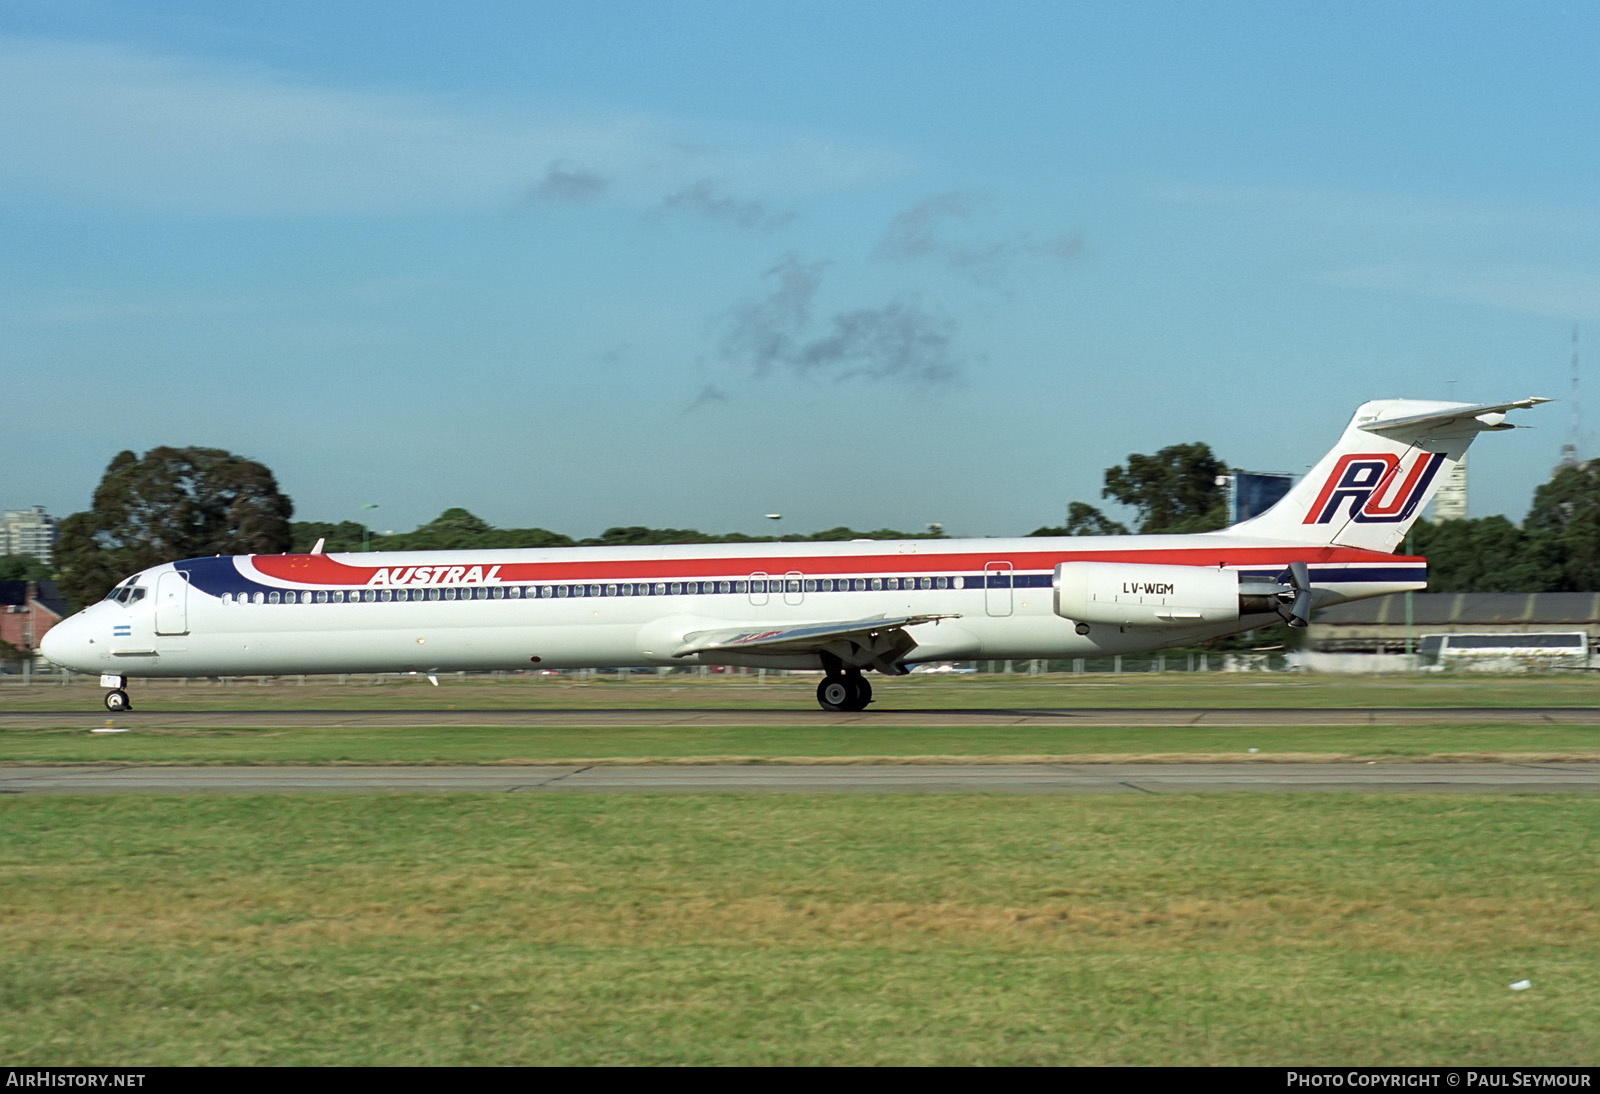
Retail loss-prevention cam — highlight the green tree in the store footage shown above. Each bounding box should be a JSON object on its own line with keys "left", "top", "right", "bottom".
{"left": 289, "top": 521, "right": 367, "bottom": 553}
{"left": 1102, "top": 442, "right": 1230, "bottom": 534}
{"left": 1406, "top": 517, "right": 1562, "bottom": 592}
{"left": 1028, "top": 501, "right": 1130, "bottom": 537}
{"left": 55, "top": 447, "right": 293, "bottom": 609}
{"left": 0, "top": 554, "right": 52, "bottom": 581}
{"left": 583, "top": 526, "right": 719, "bottom": 547}
{"left": 382, "top": 510, "right": 575, "bottom": 551}
{"left": 799, "top": 526, "right": 946, "bottom": 542}
{"left": 1525, "top": 461, "right": 1600, "bottom": 590}
{"left": 427, "top": 507, "right": 493, "bottom": 537}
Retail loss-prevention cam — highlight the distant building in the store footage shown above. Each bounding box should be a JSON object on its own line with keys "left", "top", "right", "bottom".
{"left": 1229, "top": 471, "right": 1294, "bottom": 523}
{"left": 0, "top": 580, "right": 68, "bottom": 659}
{"left": 1430, "top": 455, "right": 1468, "bottom": 521}
{"left": 1309, "top": 592, "right": 1600, "bottom": 655}
{"left": 1, "top": 506, "right": 58, "bottom": 564}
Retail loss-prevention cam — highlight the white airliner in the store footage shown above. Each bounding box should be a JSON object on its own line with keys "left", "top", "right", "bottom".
{"left": 41, "top": 397, "right": 1546, "bottom": 713}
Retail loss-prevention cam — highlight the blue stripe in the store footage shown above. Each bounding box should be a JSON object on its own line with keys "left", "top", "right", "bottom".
{"left": 1237, "top": 567, "right": 1426, "bottom": 583}
{"left": 176, "top": 554, "right": 1427, "bottom": 604}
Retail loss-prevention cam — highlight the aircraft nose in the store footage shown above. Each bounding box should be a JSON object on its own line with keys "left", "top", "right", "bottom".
{"left": 40, "top": 612, "right": 99, "bottom": 672}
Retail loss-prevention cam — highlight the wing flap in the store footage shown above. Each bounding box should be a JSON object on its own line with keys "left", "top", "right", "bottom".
{"left": 673, "top": 614, "right": 956, "bottom": 658}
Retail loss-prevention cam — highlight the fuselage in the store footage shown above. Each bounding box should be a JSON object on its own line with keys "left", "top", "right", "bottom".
{"left": 41, "top": 532, "right": 1424, "bottom": 679}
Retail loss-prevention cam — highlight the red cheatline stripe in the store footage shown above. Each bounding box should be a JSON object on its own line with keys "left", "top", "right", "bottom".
{"left": 250, "top": 546, "right": 1420, "bottom": 585}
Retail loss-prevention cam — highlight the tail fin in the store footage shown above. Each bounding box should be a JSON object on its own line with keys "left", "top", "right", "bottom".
{"left": 1228, "top": 397, "right": 1549, "bottom": 553}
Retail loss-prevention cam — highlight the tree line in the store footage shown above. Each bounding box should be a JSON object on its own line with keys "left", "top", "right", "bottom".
{"left": 289, "top": 508, "right": 948, "bottom": 555}
{"left": 34, "top": 443, "right": 1600, "bottom": 611}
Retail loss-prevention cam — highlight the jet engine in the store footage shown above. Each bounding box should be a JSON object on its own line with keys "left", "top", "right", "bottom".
{"left": 1053, "top": 561, "right": 1306, "bottom": 628}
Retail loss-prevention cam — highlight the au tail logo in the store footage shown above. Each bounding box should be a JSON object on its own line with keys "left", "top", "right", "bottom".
{"left": 1304, "top": 452, "right": 1445, "bottom": 525}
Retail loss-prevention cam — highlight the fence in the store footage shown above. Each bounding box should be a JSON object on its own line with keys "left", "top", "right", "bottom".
{"left": 1, "top": 650, "right": 1293, "bottom": 689}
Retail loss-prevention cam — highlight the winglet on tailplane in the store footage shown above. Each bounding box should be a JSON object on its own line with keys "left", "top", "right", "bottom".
{"left": 1227, "top": 397, "right": 1550, "bottom": 553}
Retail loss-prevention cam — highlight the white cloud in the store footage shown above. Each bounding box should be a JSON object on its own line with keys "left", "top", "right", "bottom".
{"left": 0, "top": 35, "right": 906, "bottom": 216}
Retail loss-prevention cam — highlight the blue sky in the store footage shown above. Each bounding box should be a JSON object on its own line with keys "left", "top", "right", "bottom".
{"left": 5, "top": 1, "right": 1595, "bottom": 539}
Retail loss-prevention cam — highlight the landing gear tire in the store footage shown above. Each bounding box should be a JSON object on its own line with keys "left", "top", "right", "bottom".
{"left": 104, "top": 689, "right": 132, "bottom": 713}
{"left": 854, "top": 676, "right": 873, "bottom": 709}
{"left": 816, "top": 675, "right": 871, "bottom": 712}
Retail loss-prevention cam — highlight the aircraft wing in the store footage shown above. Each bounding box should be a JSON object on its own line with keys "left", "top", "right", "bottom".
{"left": 672, "top": 613, "right": 957, "bottom": 667}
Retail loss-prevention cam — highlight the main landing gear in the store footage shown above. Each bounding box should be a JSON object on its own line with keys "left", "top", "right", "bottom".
{"left": 816, "top": 671, "right": 872, "bottom": 712}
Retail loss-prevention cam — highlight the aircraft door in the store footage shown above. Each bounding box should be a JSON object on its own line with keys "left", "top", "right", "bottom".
{"left": 984, "top": 561, "right": 1013, "bottom": 617}
{"left": 749, "top": 571, "right": 770, "bottom": 607}
{"left": 784, "top": 570, "right": 804, "bottom": 606}
{"left": 155, "top": 570, "right": 189, "bottom": 635}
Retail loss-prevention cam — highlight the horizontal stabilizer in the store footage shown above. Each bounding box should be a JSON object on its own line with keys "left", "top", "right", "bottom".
{"left": 673, "top": 614, "right": 956, "bottom": 658}
{"left": 1359, "top": 397, "right": 1551, "bottom": 437}
{"left": 1227, "top": 396, "right": 1549, "bottom": 553}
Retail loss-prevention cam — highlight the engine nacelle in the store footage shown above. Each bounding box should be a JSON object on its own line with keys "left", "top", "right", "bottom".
{"left": 1054, "top": 561, "right": 1255, "bottom": 627}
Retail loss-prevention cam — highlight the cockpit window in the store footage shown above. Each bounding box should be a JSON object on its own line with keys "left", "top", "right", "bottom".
{"left": 103, "top": 583, "right": 147, "bottom": 605}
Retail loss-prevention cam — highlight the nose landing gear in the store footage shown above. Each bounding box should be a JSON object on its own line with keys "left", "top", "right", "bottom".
{"left": 100, "top": 675, "right": 133, "bottom": 713}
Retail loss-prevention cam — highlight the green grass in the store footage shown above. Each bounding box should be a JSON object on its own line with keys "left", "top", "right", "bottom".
{"left": 6, "top": 673, "right": 1599, "bottom": 763}
{"left": 3, "top": 793, "right": 1595, "bottom": 1065}
{"left": 7, "top": 669, "right": 1600, "bottom": 711}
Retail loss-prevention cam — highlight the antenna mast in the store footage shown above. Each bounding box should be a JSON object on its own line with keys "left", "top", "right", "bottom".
{"left": 1559, "top": 325, "right": 1581, "bottom": 470}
